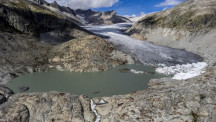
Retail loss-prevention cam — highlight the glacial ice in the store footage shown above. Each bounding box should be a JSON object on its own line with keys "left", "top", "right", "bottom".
{"left": 84, "top": 23, "right": 203, "bottom": 66}
{"left": 156, "top": 62, "right": 208, "bottom": 80}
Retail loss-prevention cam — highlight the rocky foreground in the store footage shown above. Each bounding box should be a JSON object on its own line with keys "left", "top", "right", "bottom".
{"left": 93, "top": 63, "right": 216, "bottom": 121}
{"left": 0, "top": 87, "right": 95, "bottom": 121}
{"left": 0, "top": 64, "right": 215, "bottom": 121}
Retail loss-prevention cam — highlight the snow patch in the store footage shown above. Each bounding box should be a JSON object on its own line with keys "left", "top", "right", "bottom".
{"left": 158, "top": 63, "right": 166, "bottom": 67}
{"left": 90, "top": 99, "right": 101, "bottom": 122}
{"left": 156, "top": 62, "right": 208, "bottom": 80}
{"left": 99, "top": 100, "right": 106, "bottom": 104}
{"left": 130, "top": 69, "right": 144, "bottom": 74}
{"left": 77, "top": 15, "right": 88, "bottom": 24}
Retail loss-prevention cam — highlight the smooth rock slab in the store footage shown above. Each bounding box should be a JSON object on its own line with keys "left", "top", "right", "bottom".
{"left": 0, "top": 92, "right": 95, "bottom": 122}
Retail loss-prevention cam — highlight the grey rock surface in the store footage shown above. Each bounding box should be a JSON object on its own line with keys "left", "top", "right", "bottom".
{"left": 94, "top": 64, "right": 216, "bottom": 121}
{"left": 0, "top": 92, "right": 95, "bottom": 122}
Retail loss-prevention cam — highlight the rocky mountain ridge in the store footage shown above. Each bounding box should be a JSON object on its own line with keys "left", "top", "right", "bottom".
{"left": 29, "top": 0, "right": 132, "bottom": 25}
{"left": 29, "top": 0, "right": 82, "bottom": 25}
{"left": 76, "top": 9, "right": 131, "bottom": 25}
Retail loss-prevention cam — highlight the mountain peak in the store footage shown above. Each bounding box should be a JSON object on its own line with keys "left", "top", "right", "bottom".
{"left": 75, "top": 9, "right": 131, "bottom": 25}
{"left": 104, "top": 10, "right": 117, "bottom": 15}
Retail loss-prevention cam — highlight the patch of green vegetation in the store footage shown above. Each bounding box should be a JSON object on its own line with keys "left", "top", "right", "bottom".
{"left": 9, "top": 0, "right": 29, "bottom": 10}
{"left": 192, "top": 14, "right": 216, "bottom": 28}
{"left": 30, "top": 4, "right": 62, "bottom": 19}
{"left": 7, "top": 0, "right": 62, "bottom": 19}
{"left": 156, "top": 10, "right": 195, "bottom": 29}
{"left": 140, "top": 9, "right": 216, "bottom": 32}
{"left": 192, "top": 111, "right": 198, "bottom": 122}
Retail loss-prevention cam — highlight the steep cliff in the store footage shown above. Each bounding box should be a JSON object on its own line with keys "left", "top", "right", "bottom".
{"left": 0, "top": 0, "right": 85, "bottom": 35}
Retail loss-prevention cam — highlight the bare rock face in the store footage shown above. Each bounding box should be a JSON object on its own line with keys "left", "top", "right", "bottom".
{"left": 0, "top": 92, "right": 95, "bottom": 122}
{"left": 75, "top": 9, "right": 131, "bottom": 25}
{"left": 4, "top": 104, "right": 30, "bottom": 122}
{"left": 0, "top": 0, "right": 83, "bottom": 34}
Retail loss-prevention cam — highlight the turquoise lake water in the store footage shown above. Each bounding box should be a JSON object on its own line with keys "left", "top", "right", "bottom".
{"left": 7, "top": 64, "right": 166, "bottom": 98}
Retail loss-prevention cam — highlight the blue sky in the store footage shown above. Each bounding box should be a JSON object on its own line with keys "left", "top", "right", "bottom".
{"left": 94, "top": 0, "right": 184, "bottom": 16}
{"left": 47, "top": 0, "right": 184, "bottom": 16}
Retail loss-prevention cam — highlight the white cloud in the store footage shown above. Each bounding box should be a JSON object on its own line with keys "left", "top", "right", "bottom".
{"left": 124, "top": 12, "right": 147, "bottom": 22}
{"left": 46, "top": 0, "right": 119, "bottom": 10}
{"left": 155, "top": 0, "right": 183, "bottom": 7}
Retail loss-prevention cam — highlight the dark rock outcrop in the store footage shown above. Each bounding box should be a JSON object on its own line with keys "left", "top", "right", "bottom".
{"left": 0, "top": 0, "right": 84, "bottom": 35}
{"left": 0, "top": 94, "right": 6, "bottom": 105}
{"left": 19, "top": 86, "right": 29, "bottom": 92}
{"left": 0, "top": 85, "right": 14, "bottom": 98}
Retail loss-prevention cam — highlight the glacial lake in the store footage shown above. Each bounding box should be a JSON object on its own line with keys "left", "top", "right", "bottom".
{"left": 7, "top": 64, "right": 166, "bottom": 98}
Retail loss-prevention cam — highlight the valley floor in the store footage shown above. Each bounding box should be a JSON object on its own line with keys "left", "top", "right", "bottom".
{"left": 0, "top": 23, "right": 216, "bottom": 121}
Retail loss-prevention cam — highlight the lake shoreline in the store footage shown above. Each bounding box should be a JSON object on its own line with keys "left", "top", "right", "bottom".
{"left": 0, "top": 24, "right": 212, "bottom": 122}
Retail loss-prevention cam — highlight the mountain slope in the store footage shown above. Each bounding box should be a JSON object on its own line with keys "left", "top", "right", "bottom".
{"left": 30, "top": 0, "right": 82, "bottom": 25}
{"left": 75, "top": 9, "right": 131, "bottom": 25}
{"left": 126, "top": 0, "right": 216, "bottom": 64}
{"left": 0, "top": 0, "right": 86, "bottom": 35}
{"left": 0, "top": 0, "right": 134, "bottom": 84}
{"left": 128, "top": 0, "right": 216, "bottom": 33}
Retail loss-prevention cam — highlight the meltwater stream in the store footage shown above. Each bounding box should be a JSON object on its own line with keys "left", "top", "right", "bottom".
{"left": 84, "top": 23, "right": 203, "bottom": 66}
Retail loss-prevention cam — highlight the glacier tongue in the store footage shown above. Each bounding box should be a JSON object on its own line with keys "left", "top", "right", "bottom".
{"left": 84, "top": 23, "right": 203, "bottom": 66}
